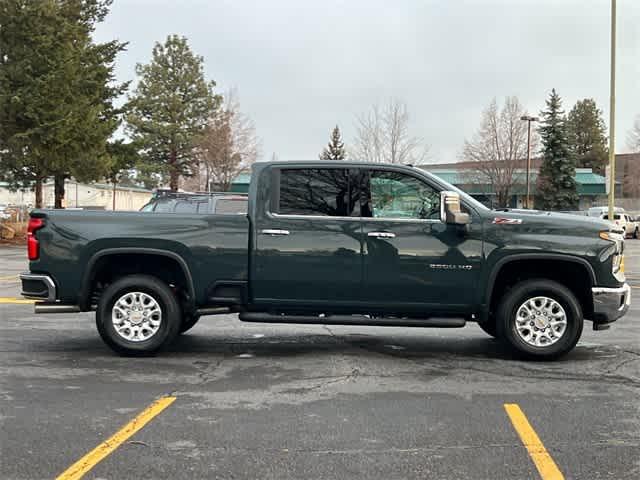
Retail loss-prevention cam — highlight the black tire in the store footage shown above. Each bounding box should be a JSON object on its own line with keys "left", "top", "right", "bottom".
{"left": 477, "top": 320, "right": 498, "bottom": 338}
{"left": 179, "top": 314, "right": 201, "bottom": 334}
{"left": 496, "top": 279, "right": 583, "bottom": 360}
{"left": 96, "top": 274, "right": 181, "bottom": 356}
{"left": 634, "top": 228, "right": 638, "bottom": 239}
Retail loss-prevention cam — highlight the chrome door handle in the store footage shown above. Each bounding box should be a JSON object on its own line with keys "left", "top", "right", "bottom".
{"left": 367, "top": 231, "right": 396, "bottom": 239}
{"left": 261, "top": 229, "right": 290, "bottom": 236}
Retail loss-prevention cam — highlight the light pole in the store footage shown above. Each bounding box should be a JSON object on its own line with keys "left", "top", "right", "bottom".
{"left": 521, "top": 115, "right": 539, "bottom": 209}
{"left": 608, "top": 0, "right": 617, "bottom": 220}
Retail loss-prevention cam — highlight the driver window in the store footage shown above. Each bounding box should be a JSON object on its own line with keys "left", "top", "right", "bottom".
{"left": 367, "top": 170, "right": 440, "bottom": 220}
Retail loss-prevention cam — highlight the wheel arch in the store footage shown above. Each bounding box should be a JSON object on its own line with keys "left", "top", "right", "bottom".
{"left": 483, "top": 253, "right": 596, "bottom": 320}
{"left": 79, "top": 248, "right": 196, "bottom": 311}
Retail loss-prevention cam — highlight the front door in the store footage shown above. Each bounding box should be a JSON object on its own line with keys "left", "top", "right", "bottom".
{"left": 252, "top": 167, "right": 362, "bottom": 309}
{"left": 359, "top": 168, "right": 482, "bottom": 313}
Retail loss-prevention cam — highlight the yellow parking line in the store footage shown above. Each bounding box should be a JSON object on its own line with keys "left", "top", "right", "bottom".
{"left": 504, "top": 403, "right": 564, "bottom": 480}
{"left": 55, "top": 396, "right": 176, "bottom": 480}
{"left": 0, "top": 297, "right": 35, "bottom": 304}
{"left": 0, "top": 274, "right": 19, "bottom": 281}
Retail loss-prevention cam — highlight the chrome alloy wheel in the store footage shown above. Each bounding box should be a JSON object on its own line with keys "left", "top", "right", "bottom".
{"left": 514, "top": 296, "right": 567, "bottom": 347}
{"left": 111, "top": 292, "right": 162, "bottom": 342}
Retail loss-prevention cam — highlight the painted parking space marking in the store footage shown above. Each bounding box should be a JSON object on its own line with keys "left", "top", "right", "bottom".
{"left": 0, "top": 297, "right": 35, "bottom": 304}
{"left": 504, "top": 403, "right": 564, "bottom": 480}
{"left": 55, "top": 396, "right": 176, "bottom": 480}
{"left": 0, "top": 274, "right": 20, "bottom": 282}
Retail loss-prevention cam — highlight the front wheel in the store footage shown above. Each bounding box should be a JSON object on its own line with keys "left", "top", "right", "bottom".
{"left": 496, "top": 279, "right": 583, "bottom": 360}
{"left": 634, "top": 228, "right": 638, "bottom": 239}
{"left": 96, "top": 275, "right": 181, "bottom": 356}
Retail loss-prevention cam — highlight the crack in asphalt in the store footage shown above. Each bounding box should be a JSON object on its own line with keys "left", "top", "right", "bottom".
{"left": 151, "top": 439, "right": 640, "bottom": 456}
{"left": 284, "top": 368, "right": 361, "bottom": 393}
{"left": 191, "top": 357, "right": 226, "bottom": 386}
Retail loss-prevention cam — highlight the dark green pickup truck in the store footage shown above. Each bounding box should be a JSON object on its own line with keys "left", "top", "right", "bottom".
{"left": 21, "top": 161, "right": 630, "bottom": 359}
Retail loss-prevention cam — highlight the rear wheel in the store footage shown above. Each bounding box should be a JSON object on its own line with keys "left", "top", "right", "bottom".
{"left": 96, "top": 275, "right": 181, "bottom": 356}
{"left": 496, "top": 279, "right": 583, "bottom": 360}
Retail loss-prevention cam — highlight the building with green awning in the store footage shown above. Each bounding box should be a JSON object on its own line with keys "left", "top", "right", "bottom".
{"left": 419, "top": 167, "right": 615, "bottom": 209}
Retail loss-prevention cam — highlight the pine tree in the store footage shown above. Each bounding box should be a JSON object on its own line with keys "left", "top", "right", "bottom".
{"left": 0, "top": 0, "right": 127, "bottom": 208}
{"left": 319, "top": 125, "right": 347, "bottom": 160}
{"left": 126, "top": 35, "right": 220, "bottom": 191}
{"left": 536, "top": 89, "right": 579, "bottom": 211}
{"left": 566, "top": 99, "right": 608, "bottom": 174}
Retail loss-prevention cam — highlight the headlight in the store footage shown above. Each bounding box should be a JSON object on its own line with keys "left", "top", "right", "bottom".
{"left": 600, "top": 230, "right": 625, "bottom": 280}
{"left": 599, "top": 231, "right": 624, "bottom": 243}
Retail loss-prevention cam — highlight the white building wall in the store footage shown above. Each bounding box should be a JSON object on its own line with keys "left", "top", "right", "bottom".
{"left": 0, "top": 187, "right": 35, "bottom": 206}
{"left": 1, "top": 181, "right": 151, "bottom": 211}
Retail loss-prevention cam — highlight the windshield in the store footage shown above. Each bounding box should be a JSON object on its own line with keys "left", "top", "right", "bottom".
{"left": 422, "top": 170, "right": 489, "bottom": 213}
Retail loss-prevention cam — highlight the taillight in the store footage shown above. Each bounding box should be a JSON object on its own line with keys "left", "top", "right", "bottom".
{"left": 27, "top": 217, "right": 44, "bottom": 260}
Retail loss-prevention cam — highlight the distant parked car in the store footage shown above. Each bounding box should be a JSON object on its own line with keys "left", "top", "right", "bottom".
{"left": 602, "top": 212, "right": 638, "bottom": 238}
{"left": 140, "top": 191, "right": 248, "bottom": 215}
{"left": 624, "top": 214, "right": 639, "bottom": 238}
{"left": 0, "top": 205, "right": 11, "bottom": 221}
{"left": 588, "top": 206, "right": 625, "bottom": 217}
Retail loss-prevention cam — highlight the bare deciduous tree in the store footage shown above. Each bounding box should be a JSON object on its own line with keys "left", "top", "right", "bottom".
{"left": 351, "top": 99, "right": 429, "bottom": 164}
{"left": 462, "top": 97, "right": 533, "bottom": 208}
{"left": 198, "top": 90, "right": 260, "bottom": 191}
{"left": 627, "top": 115, "right": 640, "bottom": 153}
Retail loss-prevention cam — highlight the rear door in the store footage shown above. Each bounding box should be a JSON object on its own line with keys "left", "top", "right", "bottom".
{"left": 359, "top": 167, "right": 482, "bottom": 312}
{"left": 251, "top": 167, "right": 363, "bottom": 308}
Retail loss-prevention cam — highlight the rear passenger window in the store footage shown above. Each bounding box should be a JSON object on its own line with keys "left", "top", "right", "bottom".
{"left": 276, "top": 168, "right": 358, "bottom": 217}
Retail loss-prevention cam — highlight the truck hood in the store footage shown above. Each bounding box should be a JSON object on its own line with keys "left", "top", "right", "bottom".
{"left": 489, "top": 209, "right": 616, "bottom": 233}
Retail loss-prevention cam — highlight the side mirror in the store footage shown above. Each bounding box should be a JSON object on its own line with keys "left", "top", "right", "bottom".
{"left": 440, "top": 191, "right": 470, "bottom": 225}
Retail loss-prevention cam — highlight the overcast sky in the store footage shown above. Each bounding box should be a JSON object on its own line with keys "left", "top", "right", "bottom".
{"left": 94, "top": 0, "right": 639, "bottom": 164}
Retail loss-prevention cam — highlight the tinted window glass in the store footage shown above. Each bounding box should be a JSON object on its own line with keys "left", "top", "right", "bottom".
{"left": 174, "top": 201, "right": 198, "bottom": 213}
{"left": 277, "top": 168, "right": 358, "bottom": 216}
{"left": 364, "top": 170, "right": 440, "bottom": 220}
{"left": 154, "top": 199, "right": 176, "bottom": 213}
{"left": 214, "top": 198, "right": 247, "bottom": 214}
{"left": 196, "top": 201, "right": 211, "bottom": 214}
{"left": 140, "top": 203, "right": 154, "bottom": 212}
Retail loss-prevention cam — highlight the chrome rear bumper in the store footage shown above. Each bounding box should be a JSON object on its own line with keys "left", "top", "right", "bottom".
{"left": 20, "top": 273, "right": 56, "bottom": 302}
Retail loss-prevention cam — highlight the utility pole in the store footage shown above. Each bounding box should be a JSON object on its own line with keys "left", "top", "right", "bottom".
{"left": 608, "top": 0, "right": 617, "bottom": 220}
{"left": 521, "top": 115, "right": 539, "bottom": 209}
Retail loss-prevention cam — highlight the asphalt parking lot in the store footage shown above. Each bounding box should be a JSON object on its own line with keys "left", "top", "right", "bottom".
{"left": 1, "top": 244, "right": 639, "bottom": 480}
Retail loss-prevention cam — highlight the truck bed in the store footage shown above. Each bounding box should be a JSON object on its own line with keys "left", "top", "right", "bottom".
{"left": 29, "top": 209, "right": 250, "bottom": 305}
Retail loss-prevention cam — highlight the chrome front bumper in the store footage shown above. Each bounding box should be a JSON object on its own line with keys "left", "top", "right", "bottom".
{"left": 592, "top": 283, "right": 630, "bottom": 324}
{"left": 20, "top": 273, "right": 57, "bottom": 302}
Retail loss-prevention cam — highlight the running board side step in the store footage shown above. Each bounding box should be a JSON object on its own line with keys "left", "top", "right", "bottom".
{"left": 239, "top": 313, "right": 466, "bottom": 328}
{"left": 34, "top": 304, "right": 81, "bottom": 314}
